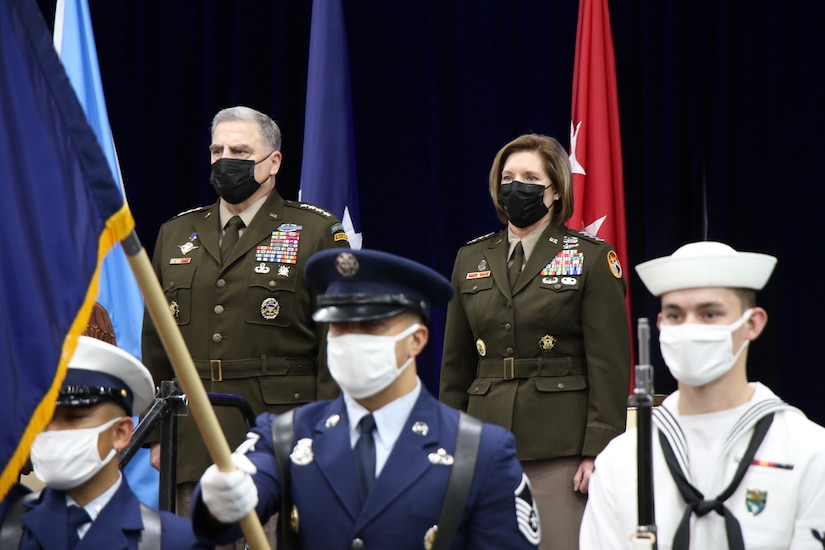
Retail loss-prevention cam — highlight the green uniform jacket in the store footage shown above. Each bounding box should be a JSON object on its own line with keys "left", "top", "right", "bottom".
{"left": 439, "top": 224, "right": 630, "bottom": 460}
{"left": 141, "top": 190, "right": 348, "bottom": 482}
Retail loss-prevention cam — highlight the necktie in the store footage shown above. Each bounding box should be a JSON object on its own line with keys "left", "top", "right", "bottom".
{"left": 221, "top": 215, "right": 245, "bottom": 264}
{"left": 67, "top": 505, "right": 91, "bottom": 548}
{"left": 660, "top": 413, "right": 774, "bottom": 550}
{"left": 508, "top": 241, "right": 524, "bottom": 290}
{"left": 354, "top": 414, "right": 377, "bottom": 504}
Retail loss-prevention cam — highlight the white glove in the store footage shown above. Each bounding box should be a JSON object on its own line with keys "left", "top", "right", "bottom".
{"left": 200, "top": 453, "right": 259, "bottom": 523}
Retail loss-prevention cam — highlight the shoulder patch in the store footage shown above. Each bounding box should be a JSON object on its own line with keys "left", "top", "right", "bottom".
{"left": 285, "top": 201, "right": 333, "bottom": 219}
{"left": 171, "top": 205, "right": 210, "bottom": 220}
{"left": 466, "top": 232, "right": 496, "bottom": 245}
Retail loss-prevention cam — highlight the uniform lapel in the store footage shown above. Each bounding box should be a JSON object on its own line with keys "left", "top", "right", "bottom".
{"left": 221, "top": 191, "right": 286, "bottom": 270}
{"left": 311, "top": 397, "right": 361, "bottom": 521}
{"left": 485, "top": 231, "right": 510, "bottom": 298}
{"left": 512, "top": 224, "right": 565, "bottom": 296}
{"left": 354, "top": 391, "right": 441, "bottom": 529}
{"left": 21, "top": 488, "right": 68, "bottom": 549}
{"left": 76, "top": 481, "right": 142, "bottom": 550}
{"left": 193, "top": 201, "right": 221, "bottom": 266}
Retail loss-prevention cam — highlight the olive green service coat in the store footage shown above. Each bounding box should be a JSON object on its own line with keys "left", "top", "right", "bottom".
{"left": 439, "top": 223, "right": 631, "bottom": 460}
{"left": 141, "top": 190, "right": 348, "bottom": 483}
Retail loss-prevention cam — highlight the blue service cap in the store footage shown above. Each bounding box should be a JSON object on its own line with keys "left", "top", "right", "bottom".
{"left": 305, "top": 249, "right": 454, "bottom": 323}
{"left": 57, "top": 336, "right": 155, "bottom": 415}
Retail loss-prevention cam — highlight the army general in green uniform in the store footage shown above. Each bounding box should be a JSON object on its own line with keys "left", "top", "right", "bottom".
{"left": 439, "top": 134, "right": 631, "bottom": 550}
{"left": 140, "top": 106, "right": 348, "bottom": 544}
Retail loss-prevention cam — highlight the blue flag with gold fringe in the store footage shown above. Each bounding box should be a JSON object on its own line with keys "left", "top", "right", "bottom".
{"left": 0, "top": 0, "right": 134, "bottom": 500}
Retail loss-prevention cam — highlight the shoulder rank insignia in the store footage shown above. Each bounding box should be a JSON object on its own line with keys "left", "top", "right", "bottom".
{"left": 171, "top": 205, "right": 210, "bottom": 219}
{"left": 607, "top": 250, "right": 622, "bottom": 279}
{"left": 297, "top": 202, "right": 332, "bottom": 218}
{"left": 466, "top": 232, "right": 496, "bottom": 245}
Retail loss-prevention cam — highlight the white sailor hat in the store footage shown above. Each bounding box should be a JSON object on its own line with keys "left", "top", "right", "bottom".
{"left": 58, "top": 336, "right": 155, "bottom": 415}
{"left": 635, "top": 241, "right": 777, "bottom": 297}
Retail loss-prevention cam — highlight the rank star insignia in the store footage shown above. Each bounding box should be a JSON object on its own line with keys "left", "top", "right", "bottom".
{"left": 290, "top": 438, "right": 314, "bottom": 465}
{"left": 745, "top": 488, "right": 767, "bottom": 516}
{"left": 278, "top": 265, "right": 290, "bottom": 277}
{"left": 539, "top": 334, "right": 556, "bottom": 352}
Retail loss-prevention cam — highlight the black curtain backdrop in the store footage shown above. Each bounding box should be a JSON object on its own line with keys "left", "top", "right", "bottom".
{"left": 35, "top": 1, "right": 825, "bottom": 425}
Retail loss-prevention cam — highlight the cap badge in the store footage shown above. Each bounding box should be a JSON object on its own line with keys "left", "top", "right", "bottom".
{"left": 261, "top": 297, "right": 281, "bottom": 320}
{"left": 325, "top": 414, "right": 341, "bottom": 428}
{"left": 254, "top": 263, "right": 270, "bottom": 274}
{"left": 290, "top": 438, "right": 314, "bottom": 465}
{"left": 539, "top": 334, "right": 556, "bottom": 352}
{"left": 335, "top": 252, "right": 359, "bottom": 277}
{"left": 476, "top": 338, "right": 487, "bottom": 357}
{"left": 428, "top": 448, "right": 454, "bottom": 466}
{"left": 412, "top": 421, "right": 429, "bottom": 436}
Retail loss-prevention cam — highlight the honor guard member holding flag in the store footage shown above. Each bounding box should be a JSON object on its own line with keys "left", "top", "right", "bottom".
{"left": 580, "top": 242, "right": 825, "bottom": 549}
{"left": 141, "top": 106, "right": 349, "bottom": 529}
{"left": 190, "top": 248, "right": 542, "bottom": 549}
{"left": 0, "top": 336, "right": 210, "bottom": 549}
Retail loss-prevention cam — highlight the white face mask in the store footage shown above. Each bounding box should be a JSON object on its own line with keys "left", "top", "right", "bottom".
{"left": 659, "top": 309, "right": 753, "bottom": 387}
{"left": 30, "top": 416, "right": 122, "bottom": 490}
{"left": 327, "top": 323, "right": 420, "bottom": 399}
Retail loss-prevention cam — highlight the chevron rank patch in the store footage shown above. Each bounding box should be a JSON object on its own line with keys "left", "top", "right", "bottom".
{"left": 514, "top": 473, "right": 541, "bottom": 545}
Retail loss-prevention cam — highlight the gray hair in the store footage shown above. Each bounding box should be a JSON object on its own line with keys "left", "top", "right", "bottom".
{"left": 210, "top": 106, "right": 282, "bottom": 151}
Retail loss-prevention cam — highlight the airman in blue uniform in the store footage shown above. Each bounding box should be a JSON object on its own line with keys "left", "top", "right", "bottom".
{"left": 192, "top": 249, "right": 541, "bottom": 549}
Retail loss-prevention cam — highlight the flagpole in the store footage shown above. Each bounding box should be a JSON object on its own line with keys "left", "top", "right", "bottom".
{"left": 121, "top": 230, "right": 270, "bottom": 550}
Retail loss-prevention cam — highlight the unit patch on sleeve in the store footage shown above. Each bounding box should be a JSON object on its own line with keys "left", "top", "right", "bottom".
{"left": 607, "top": 249, "right": 622, "bottom": 279}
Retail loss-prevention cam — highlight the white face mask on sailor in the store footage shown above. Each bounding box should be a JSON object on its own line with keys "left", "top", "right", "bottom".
{"left": 658, "top": 308, "right": 753, "bottom": 387}
{"left": 326, "top": 323, "right": 420, "bottom": 399}
{"left": 30, "top": 416, "right": 123, "bottom": 490}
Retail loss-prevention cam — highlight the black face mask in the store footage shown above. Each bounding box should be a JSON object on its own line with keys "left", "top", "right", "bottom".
{"left": 210, "top": 156, "right": 269, "bottom": 204}
{"left": 497, "top": 181, "right": 551, "bottom": 228}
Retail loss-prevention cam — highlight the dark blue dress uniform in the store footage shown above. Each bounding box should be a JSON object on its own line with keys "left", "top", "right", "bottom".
{"left": 193, "top": 392, "right": 539, "bottom": 549}
{"left": 191, "top": 248, "right": 541, "bottom": 549}
{"left": 19, "top": 479, "right": 208, "bottom": 549}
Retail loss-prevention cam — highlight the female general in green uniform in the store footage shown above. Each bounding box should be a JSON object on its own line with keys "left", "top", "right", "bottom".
{"left": 439, "top": 134, "right": 631, "bottom": 550}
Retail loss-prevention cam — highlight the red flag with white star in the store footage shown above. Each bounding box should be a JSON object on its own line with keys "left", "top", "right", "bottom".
{"left": 570, "top": 0, "right": 634, "bottom": 384}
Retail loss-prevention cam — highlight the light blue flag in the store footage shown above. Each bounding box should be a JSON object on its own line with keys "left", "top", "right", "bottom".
{"left": 299, "top": 0, "right": 362, "bottom": 249}
{"left": 54, "top": 0, "right": 158, "bottom": 508}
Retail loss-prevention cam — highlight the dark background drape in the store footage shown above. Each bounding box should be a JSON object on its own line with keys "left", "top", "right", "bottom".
{"left": 35, "top": 0, "right": 825, "bottom": 425}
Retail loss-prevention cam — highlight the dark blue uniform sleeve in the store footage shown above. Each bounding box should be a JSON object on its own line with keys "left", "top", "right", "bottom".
{"left": 191, "top": 412, "right": 283, "bottom": 544}
{"left": 465, "top": 426, "right": 541, "bottom": 549}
